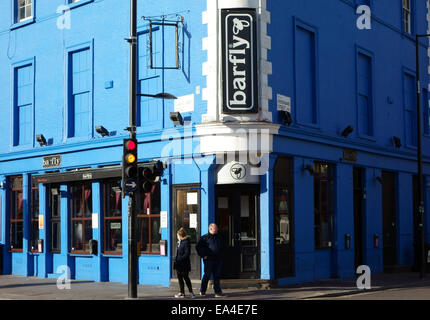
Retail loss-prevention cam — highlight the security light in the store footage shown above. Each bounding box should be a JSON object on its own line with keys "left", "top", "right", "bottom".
{"left": 375, "top": 176, "right": 383, "bottom": 184}
{"left": 169, "top": 112, "right": 183, "bottom": 126}
{"left": 341, "top": 125, "right": 354, "bottom": 137}
{"left": 303, "top": 164, "right": 314, "bottom": 176}
{"left": 280, "top": 111, "right": 292, "bottom": 126}
{"left": 36, "top": 134, "right": 47, "bottom": 146}
{"left": 95, "top": 125, "right": 109, "bottom": 137}
{"left": 392, "top": 136, "right": 402, "bottom": 148}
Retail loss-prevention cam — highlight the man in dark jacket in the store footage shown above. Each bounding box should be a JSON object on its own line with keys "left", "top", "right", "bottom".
{"left": 196, "top": 223, "right": 224, "bottom": 297}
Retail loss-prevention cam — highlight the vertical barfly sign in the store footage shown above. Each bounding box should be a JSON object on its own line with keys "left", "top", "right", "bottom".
{"left": 222, "top": 9, "right": 258, "bottom": 113}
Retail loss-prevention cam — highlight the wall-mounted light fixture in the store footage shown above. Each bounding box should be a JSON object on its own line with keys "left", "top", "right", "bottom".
{"left": 95, "top": 125, "right": 109, "bottom": 137}
{"left": 169, "top": 112, "right": 183, "bottom": 126}
{"left": 375, "top": 176, "right": 383, "bottom": 184}
{"left": 392, "top": 136, "right": 402, "bottom": 148}
{"left": 303, "top": 164, "right": 314, "bottom": 176}
{"left": 341, "top": 125, "right": 354, "bottom": 137}
{"left": 280, "top": 111, "right": 292, "bottom": 126}
{"left": 36, "top": 134, "right": 47, "bottom": 146}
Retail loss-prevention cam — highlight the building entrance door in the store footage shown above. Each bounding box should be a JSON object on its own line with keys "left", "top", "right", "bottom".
{"left": 382, "top": 171, "right": 397, "bottom": 268}
{"left": 215, "top": 185, "right": 260, "bottom": 279}
{"left": 172, "top": 185, "right": 201, "bottom": 280}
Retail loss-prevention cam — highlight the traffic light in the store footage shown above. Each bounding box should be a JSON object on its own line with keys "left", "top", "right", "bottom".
{"left": 139, "top": 161, "right": 164, "bottom": 194}
{"left": 122, "top": 138, "right": 138, "bottom": 197}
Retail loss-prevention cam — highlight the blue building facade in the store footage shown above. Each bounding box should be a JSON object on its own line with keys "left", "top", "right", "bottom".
{"left": 0, "top": 0, "right": 429, "bottom": 287}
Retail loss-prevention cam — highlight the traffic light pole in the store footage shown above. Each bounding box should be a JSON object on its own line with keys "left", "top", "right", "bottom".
{"left": 128, "top": 0, "right": 138, "bottom": 299}
{"left": 416, "top": 34, "right": 430, "bottom": 279}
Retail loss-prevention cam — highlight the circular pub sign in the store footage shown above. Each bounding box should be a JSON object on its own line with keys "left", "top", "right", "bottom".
{"left": 230, "top": 163, "right": 246, "bottom": 180}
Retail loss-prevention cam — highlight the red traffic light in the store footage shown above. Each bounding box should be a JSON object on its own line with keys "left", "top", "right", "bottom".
{"left": 126, "top": 140, "right": 136, "bottom": 151}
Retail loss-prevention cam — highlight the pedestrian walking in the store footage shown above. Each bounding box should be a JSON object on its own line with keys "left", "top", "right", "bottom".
{"left": 173, "top": 227, "right": 195, "bottom": 298}
{"left": 196, "top": 223, "right": 225, "bottom": 297}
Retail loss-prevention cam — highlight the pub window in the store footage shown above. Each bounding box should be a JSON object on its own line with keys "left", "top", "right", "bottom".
{"left": 30, "top": 181, "right": 39, "bottom": 252}
{"left": 314, "top": 162, "right": 334, "bottom": 250}
{"left": 137, "top": 180, "right": 161, "bottom": 254}
{"left": 103, "top": 179, "right": 122, "bottom": 254}
{"left": 10, "top": 176, "right": 23, "bottom": 251}
{"left": 70, "top": 182, "right": 92, "bottom": 253}
{"left": 274, "top": 158, "right": 293, "bottom": 245}
{"left": 50, "top": 185, "right": 61, "bottom": 253}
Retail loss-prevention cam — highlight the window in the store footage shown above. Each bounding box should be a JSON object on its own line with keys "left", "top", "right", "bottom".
{"left": 70, "top": 182, "right": 92, "bottom": 253}
{"left": 314, "top": 162, "right": 334, "bottom": 250}
{"left": 68, "top": 47, "right": 92, "bottom": 138}
{"left": 103, "top": 179, "right": 122, "bottom": 254}
{"left": 17, "top": 0, "right": 33, "bottom": 22}
{"left": 295, "top": 21, "right": 318, "bottom": 126}
{"left": 274, "top": 158, "right": 293, "bottom": 245}
{"left": 404, "top": 72, "right": 417, "bottom": 146}
{"left": 10, "top": 176, "right": 23, "bottom": 251}
{"left": 137, "top": 28, "right": 162, "bottom": 131}
{"left": 13, "top": 63, "right": 33, "bottom": 146}
{"left": 50, "top": 185, "right": 61, "bottom": 253}
{"left": 402, "top": 0, "right": 412, "bottom": 34}
{"left": 137, "top": 180, "right": 161, "bottom": 254}
{"left": 30, "top": 181, "right": 39, "bottom": 252}
{"left": 357, "top": 50, "right": 373, "bottom": 137}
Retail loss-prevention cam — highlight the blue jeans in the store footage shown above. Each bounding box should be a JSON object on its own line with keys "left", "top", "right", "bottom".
{"left": 200, "top": 259, "right": 222, "bottom": 294}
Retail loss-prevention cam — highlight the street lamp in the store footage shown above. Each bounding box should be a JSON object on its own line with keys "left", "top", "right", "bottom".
{"left": 415, "top": 33, "right": 430, "bottom": 279}
{"left": 127, "top": 0, "right": 176, "bottom": 299}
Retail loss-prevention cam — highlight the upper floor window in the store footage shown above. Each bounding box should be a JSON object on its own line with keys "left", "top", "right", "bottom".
{"left": 13, "top": 62, "right": 34, "bottom": 146}
{"left": 17, "top": 0, "right": 33, "bottom": 22}
{"left": 67, "top": 47, "right": 92, "bottom": 138}
{"left": 402, "top": 0, "right": 412, "bottom": 34}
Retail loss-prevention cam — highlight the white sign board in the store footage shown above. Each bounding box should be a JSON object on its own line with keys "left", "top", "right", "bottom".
{"left": 160, "top": 211, "right": 168, "bottom": 229}
{"left": 277, "top": 94, "right": 291, "bottom": 112}
{"left": 92, "top": 213, "right": 99, "bottom": 229}
{"left": 190, "top": 214, "right": 197, "bottom": 229}
{"left": 174, "top": 94, "right": 195, "bottom": 113}
{"left": 187, "top": 192, "right": 198, "bottom": 205}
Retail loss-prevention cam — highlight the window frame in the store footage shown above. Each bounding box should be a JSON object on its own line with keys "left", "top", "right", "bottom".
{"left": 9, "top": 176, "right": 23, "bottom": 252}
{"left": 402, "top": 68, "right": 418, "bottom": 149}
{"left": 69, "top": 182, "right": 93, "bottom": 254}
{"left": 102, "top": 179, "right": 123, "bottom": 255}
{"left": 402, "top": 0, "right": 412, "bottom": 34}
{"left": 293, "top": 17, "right": 320, "bottom": 129}
{"left": 49, "top": 185, "right": 61, "bottom": 253}
{"left": 64, "top": 41, "right": 94, "bottom": 143}
{"left": 355, "top": 46, "right": 376, "bottom": 141}
{"left": 313, "top": 162, "right": 335, "bottom": 250}
{"left": 11, "top": 0, "right": 35, "bottom": 30}
{"left": 65, "top": 0, "right": 94, "bottom": 10}
{"left": 29, "top": 180, "right": 39, "bottom": 252}
{"left": 10, "top": 57, "right": 35, "bottom": 150}
{"left": 137, "top": 181, "right": 161, "bottom": 255}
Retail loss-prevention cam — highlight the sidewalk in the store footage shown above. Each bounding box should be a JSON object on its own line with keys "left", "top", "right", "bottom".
{"left": 0, "top": 273, "right": 429, "bottom": 300}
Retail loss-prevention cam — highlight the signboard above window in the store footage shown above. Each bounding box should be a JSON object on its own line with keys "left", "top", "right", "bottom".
{"left": 221, "top": 9, "right": 258, "bottom": 114}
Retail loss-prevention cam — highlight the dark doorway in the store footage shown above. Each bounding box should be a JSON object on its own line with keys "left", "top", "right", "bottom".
{"left": 353, "top": 168, "right": 364, "bottom": 269}
{"left": 274, "top": 157, "right": 295, "bottom": 278}
{"left": 382, "top": 171, "right": 397, "bottom": 268}
{"left": 216, "top": 184, "right": 260, "bottom": 279}
{"left": 172, "top": 185, "right": 201, "bottom": 280}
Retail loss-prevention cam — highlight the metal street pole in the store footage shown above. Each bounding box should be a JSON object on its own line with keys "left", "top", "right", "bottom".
{"left": 128, "top": 0, "right": 138, "bottom": 298}
{"left": 415, "top": 34, "right": 430, "bottom": 279}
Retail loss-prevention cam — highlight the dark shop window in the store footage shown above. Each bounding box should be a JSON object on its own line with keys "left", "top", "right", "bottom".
{"left": 30, "top": 181, "right": 39, "bottom": 252}
{"left": 70, "top": 182, "right": 92, "bottom": 253}
{"left": 137, "top": 181, "right": 161, "bottom": 254}
{"left": 103, "top": 179, "right": 122, "bottom": 254}
{"left": 50, "top": 185, "right": 61, "bottom": 253}
{"left": 314, "top": 162, "right": 334, "bottom": 250}
{"left": 10, "top": 176, "right": 23, "bottom": 251}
